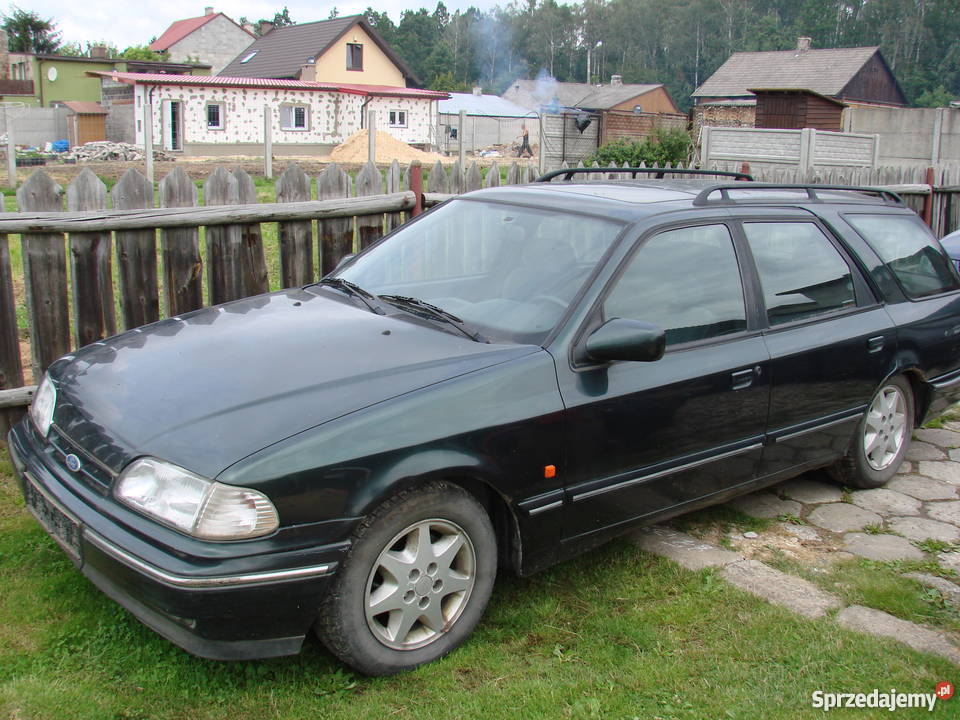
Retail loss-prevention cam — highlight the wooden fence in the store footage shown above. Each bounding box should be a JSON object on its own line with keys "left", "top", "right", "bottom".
{"left": 1, "top": 157, "right": 957, "bottom": 433}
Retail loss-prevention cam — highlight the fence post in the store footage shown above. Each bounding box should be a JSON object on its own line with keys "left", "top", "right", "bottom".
{"left": 144, "top": 97, "right": 154, "bottom": 185}
{"left": 410, "top": 161, "right": 423, "bottom": 217}
{"left": 458, "top": 110, "right": 466, "bottom": 168}
{"left": 5, "top": 106, "right": 15, "bottom": 189}
{"left": 234, "top": 168, "right": 269, "bottom": 296}
{"left": 931, "top": 109, "right": 944, "bottom": 165}
{"left": 317, "top": 163, "right": 353, "bottom": 274}
{"left": 159, "top": 166, "right": 203, "bottom": 315}
{"left": 112, "top": 168, "right": 159, "bottom": 329}
{"left": 204, "top": 166, "right": 245, "bottom": 305}
{"left": 67, "top": 168, "right": 116, "bottom": 348}
{"left": 385, "top": 159, "right": 403, "bottom": 234}
{"left": 922, "top": 167, "right": 935, "bottom": 228}
{"left": 0, "top": 191, "right": 22, "bottom": 391}
{"left": 356, "top": 162, "right": 384, "bottom": 249}
{"left": 368, "top": 110, "right": 377, "bottom": 163}
{"left": 276, "top": 163, "right": 314, "bottom": 287}
{"left": 799, "top": 128, "right": 813, "bottom": 173}
{"left": 264, "top": 106, "right": 273, "bottom": 180}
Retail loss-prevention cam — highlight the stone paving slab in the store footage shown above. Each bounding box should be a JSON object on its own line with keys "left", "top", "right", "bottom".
{"left": 914, "top": 428, "right": 960, "bottom": 448}
{"left": 950, "top": 449, "right": 960, "bottom": 463}
{"left": 728, "top": 493, "right": 802, "bottom": 519}
{"left": 925, "top": 500, "right": 960, "bottom": 526}
{"left": 918, "top": 461, "right": 960, "bottom": 485}
{"left": 905, "top": 441, "right": 948, "bottom": 462}
{"left": 836, "top": 605, "right": 960, "bottom": 664}
{"left": 886, "top": 476, "right": 958, "bottom": 501}
{"left": 849, "top": 488, "right": 921, "bottom": 517}
{"left": 780, "top": 522, "right": 821, "bottom": 541}
{"left": 888, "top": 516, "right": 960, "bottom": 543}
{"left": 843, "top": 532, "right": 925, "bottom": 561}
{"left": 630, "top": 526, "right": 741, "bottom": 571}
{"left": 720, "top": 559, "right": 843, "bottom": 619}
{"left": 777, "top": 478, "right": 843, "bottom": 505}
{"left": 902, "top": 573, "right": 960, "bottom": 608}
{"left": 807, "top": 503, "right": 882, "bottom": 533}
{"left": 937, "top": 553, "right": 960, "bottom": 572}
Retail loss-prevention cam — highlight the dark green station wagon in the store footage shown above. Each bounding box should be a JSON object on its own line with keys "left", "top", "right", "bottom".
{"left": 9, "top": 169, "right": 960, "bottom": 675}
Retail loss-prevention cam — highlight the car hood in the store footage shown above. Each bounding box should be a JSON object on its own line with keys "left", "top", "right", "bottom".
{"left": 50, "top": 288, "right": 537, "bottom": 478}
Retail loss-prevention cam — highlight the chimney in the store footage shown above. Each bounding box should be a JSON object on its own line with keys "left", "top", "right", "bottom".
{"left": 472, "top": 86, "right": 482, "bottom": 96}
{"left": 299, "top": 63, "right": 316, "bottom": 82}
{"left": 610, "top": 74, "right": 622, "bottom": 87}
{"left": 89, "top": 44, "right": 108, "bottom": 59}
{"left": 259, "top": 20, "right": 275, "bottom": 35}
{"left": 796, "top": 37, "right": 812, "bottom": 53}
{"left": 205, "top": 6, "right": 214, "bottom": 15}
{"left": 242, "top": 22, "right": 255, "bottom": 34}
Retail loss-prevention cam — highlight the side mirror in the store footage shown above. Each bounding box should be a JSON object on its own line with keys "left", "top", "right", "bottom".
{"left": 333, "top": 253, "right": 356, "bottom": 272}
{"left": 584, "top": 318, "right": 665, "bottom": 363}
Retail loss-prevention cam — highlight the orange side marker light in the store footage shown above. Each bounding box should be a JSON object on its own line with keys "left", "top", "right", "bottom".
{"left": 544, "top": 465, "right": 557, "bottom": 479}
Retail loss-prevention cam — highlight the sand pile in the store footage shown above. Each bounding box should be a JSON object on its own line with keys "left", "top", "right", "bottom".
{"left": 330, "top": 129, "right": 441, "bottom": 164}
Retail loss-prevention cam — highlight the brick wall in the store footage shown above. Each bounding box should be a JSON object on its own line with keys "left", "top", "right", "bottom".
{"left": 601, "top": 110, "right": 687, "bottom": 144}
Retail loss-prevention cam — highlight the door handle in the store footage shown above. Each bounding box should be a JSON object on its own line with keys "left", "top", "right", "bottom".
{"left": 867, "top": 336, "right": 884, "bottom": 354}
{"left": 731, "top": 368, "right": 755, "bottom": 390}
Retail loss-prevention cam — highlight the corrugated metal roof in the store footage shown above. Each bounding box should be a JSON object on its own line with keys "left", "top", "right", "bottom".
{"left": 63, "top": 101, "right": 107, "bottom": 114}
{"left": 86, "top": 72, "right": 448, "bottom": 99}
{"left": 692, "top": 46, "right": 880, "bottom": 98}
{"left": 504, "top": 78, "right": 664, "bottom": 111}
{"left": 217, "top": 15, "right": 417, "bottom": 85}
{"left": 438, "top": 93, "right": 534, "bottom": 117}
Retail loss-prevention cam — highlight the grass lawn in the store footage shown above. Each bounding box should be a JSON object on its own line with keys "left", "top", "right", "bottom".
{"left": 0, "top": 450, "right": 956, "bottom": 720}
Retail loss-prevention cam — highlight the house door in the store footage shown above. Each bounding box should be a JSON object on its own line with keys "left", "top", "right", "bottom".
{"left": 163, "top": 101, "right": 183, "bottom": 151}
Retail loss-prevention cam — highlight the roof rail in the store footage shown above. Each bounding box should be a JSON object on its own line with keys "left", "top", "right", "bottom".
{"left": 692, "top": 183, "right": 904, "bottom": 207}
{"left": 535, "top": 167, "right": 753, "bottom": 182}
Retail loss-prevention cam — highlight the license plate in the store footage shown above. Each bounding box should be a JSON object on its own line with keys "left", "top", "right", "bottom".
{"left": 23, "top": 473, "right": 83, "bottom": 565}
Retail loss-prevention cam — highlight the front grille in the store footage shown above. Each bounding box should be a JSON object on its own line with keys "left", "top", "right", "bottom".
{"left": 47, "top": 427, "right": 115, "bottom": 495}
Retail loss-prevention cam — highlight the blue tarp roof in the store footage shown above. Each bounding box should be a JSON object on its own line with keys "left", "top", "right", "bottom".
{"left": 438, "top": 93, "right": 536, "bottom": 118}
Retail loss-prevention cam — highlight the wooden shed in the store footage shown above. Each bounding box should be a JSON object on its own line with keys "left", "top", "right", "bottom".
{"left": 751, "top": 89, "right": 846, "bottom": 132}
{"left": 63, "top": 101, "right": 108, "bottom": 147}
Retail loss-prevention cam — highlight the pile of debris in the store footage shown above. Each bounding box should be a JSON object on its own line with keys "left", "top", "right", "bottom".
{"left": 64, "top": 142, "right": 175, "bottom": 163}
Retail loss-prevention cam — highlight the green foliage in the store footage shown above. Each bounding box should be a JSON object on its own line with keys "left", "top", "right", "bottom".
{"left": 2, "top": 5, "right": 60, "bottom": 53}
{"left": 429, "top": 70, "right": 469, "bottom": 93}
{"left": 587, "top": 128, "right": 693, "bottom": 168}
{"left": 915, "top": 85, "right": 957, "bottom": 108}
{"left": 120, "top": 45, "right": 168, "bottom": 62}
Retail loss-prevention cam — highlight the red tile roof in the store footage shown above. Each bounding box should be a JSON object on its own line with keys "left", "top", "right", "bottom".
{"left": 150, "top": 13, "right": 253, "bottom": 51}
{"left": 87, "top": 72, "right": 449, "bottom": 99}
{"left": 63, "top": 101, "right": 107, "bottom": 114}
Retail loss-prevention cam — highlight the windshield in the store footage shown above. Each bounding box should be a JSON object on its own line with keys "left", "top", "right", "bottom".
{"left": 335, "top": 199, "right": 624, "bottom": 344}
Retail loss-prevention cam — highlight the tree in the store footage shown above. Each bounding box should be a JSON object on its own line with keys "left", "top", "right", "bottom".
{"left": 121, "top": 45, "right": 168, "bottom": 62}
{"left": 2, "top": 5, "right": 60, "bottom": 53}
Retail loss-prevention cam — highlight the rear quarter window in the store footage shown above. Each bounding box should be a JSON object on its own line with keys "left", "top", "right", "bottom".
{"left": 844, "top": 214, "right": 960, "bottom": 299}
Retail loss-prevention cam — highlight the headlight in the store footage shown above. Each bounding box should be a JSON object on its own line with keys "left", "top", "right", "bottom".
{"left": 115, "top": 457, "right": 279, "bottom": 540}
{"left": 29, "top": 376, "right": 56, "bottom": 438}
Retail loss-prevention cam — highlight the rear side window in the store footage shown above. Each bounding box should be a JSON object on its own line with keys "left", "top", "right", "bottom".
{"left": 844, "top": 214, "right": 960, "bottom": 299}
{"left": 744, "top": 222, "right": 856, "bottom": 326}
{"left": 604, "top": 224, "right": 747, "bottom": 346}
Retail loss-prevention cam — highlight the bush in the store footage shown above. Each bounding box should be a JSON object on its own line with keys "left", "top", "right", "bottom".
{"left": 587, "top": 128, "right": 693, "bottom": 167}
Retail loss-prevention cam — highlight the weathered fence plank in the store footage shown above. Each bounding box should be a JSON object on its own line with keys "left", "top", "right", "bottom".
{"left": 17, "top": 170, "right": 69, "bottom": 379}
{"left": 204, "top": 167, "right": 245, "bottom": 305}
{"left": 234, "top": 169, "right": 269, "bottom": 295}
{"left": 484, "top": 161, "right": 501, "bottom": 188}
{"left": 428, "top": 161, "right": 449, "bottom": 194}
{"left": 112, "top": 168, "right": 159, "bottom": 329}
{"left": 317, "top": 163, "right": 353, "bottom": 276}
{"left": 0, "top": 189, "right": 22, "bottom": 390}
{"left": 464, "top": 162, "right": 482, "bottom": 192}
{"left": 276, "top": 163, "right": 314, "bottom": 287}
{"left": 67, "top": 168, "right": 116, "bottom": 348}
{"left": 385, "top": 160, "right": 403, "bottom": 234}
{"left": 159, "top": 167, "right": 202, "bottom": 316}
{"left": 355, "top": 162, "right": 384, "bottom": 249}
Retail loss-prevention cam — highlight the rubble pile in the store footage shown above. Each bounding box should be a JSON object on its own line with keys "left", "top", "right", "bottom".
{"left": 64, "top": 142, "right": 175, "bottom": 162}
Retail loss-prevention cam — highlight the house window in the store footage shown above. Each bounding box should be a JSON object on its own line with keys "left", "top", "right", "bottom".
{"left": 240, "top": 51, "right": 258, "bottom": 64}
{"left": 388, "top": 110, "right": 407, "bottom": 128}
{"left": 206, "top": 103, "right": 224, "bottom": 130}
{"left": 347, "top": 43, "right": 363, "bottom": 71}
{"left": 280, "top": 104, "right": 309, "bottom": 131}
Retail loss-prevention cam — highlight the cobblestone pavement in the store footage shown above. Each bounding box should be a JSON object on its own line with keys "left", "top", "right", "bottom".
{"left": 631, "top": 421, "right": 960, "bottom": 665}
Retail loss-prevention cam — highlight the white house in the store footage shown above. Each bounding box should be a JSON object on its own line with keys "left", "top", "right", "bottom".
{"left": 90, "top": 72, "right": 448, "bottom": 156}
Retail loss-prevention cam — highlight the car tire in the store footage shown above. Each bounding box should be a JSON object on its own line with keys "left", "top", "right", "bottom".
{"left": 316, "top": 481, "right": 497, "bottom": 676}
{"left": 829, "top": 375, "right": 914, "bottom": 489}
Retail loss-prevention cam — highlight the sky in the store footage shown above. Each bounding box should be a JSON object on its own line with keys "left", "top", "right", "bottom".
{"left": 14, "top": 1, "right": 502, "bottom": 51}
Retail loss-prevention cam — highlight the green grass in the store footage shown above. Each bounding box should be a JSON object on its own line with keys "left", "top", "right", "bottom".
{"left": 3, "top": 450, "right": 956, "bottom": 720}
{"left": 670, "top": 504, "right": 772, "bottom": 536}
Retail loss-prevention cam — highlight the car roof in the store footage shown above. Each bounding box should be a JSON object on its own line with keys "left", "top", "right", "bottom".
{"left": 463, "top": 180, "right": 905, "bottom": 223}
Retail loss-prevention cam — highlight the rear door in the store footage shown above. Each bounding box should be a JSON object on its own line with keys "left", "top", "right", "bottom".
{"left": 556, "top": 220, "right": 770, "bottom": 546}
{"left": 735, "top": 214, "right": 896, "bottom": 479}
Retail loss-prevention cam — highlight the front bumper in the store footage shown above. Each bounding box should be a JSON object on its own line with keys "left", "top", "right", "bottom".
{"left": 8, "top": 423, "right": 352, "bottom": 661}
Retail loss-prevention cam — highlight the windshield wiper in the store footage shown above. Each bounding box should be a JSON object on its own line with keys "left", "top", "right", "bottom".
{"left": 378, "top": 295, "right": 487, "bottom": 342}
{"left": 317, "top": 277, "right": 384, "bottom": 314}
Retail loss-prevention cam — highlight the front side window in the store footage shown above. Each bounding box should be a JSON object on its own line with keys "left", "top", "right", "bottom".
{"left": 336, "top": 199, "right": 623, "bottom": 343}
{"left": 604, "top": 224, "right": 747, "bottom": 346}
{"left": 389, "top": 110, "right": 407, "bottom": 127}
{"left": 279, "top": 105, "right": 308, "bottom": 131}
{"left": 347, "top": 43, "right": 363, "bottom": 71}
{"left": 206, "top": 103, "right": 224, "bottom": 130}
{"left": 844, "top": 214, "right": 960, "bottom": 299}
{"left": 744, "top": 222, "right": 856, "bottom": 326}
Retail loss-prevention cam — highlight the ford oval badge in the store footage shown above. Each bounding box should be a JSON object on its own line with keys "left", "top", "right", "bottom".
{"left": 64, "top": 454, "right": 82, "bottom": 473}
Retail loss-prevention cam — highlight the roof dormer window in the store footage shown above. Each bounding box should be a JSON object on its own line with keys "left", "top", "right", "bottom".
{"left": 240, "top": 51, "right": 258, "bottom": 64}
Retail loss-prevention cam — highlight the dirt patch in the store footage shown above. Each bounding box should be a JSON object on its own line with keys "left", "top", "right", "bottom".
{"left": 331, "top": 129, "right": 447, "bottom": 165}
